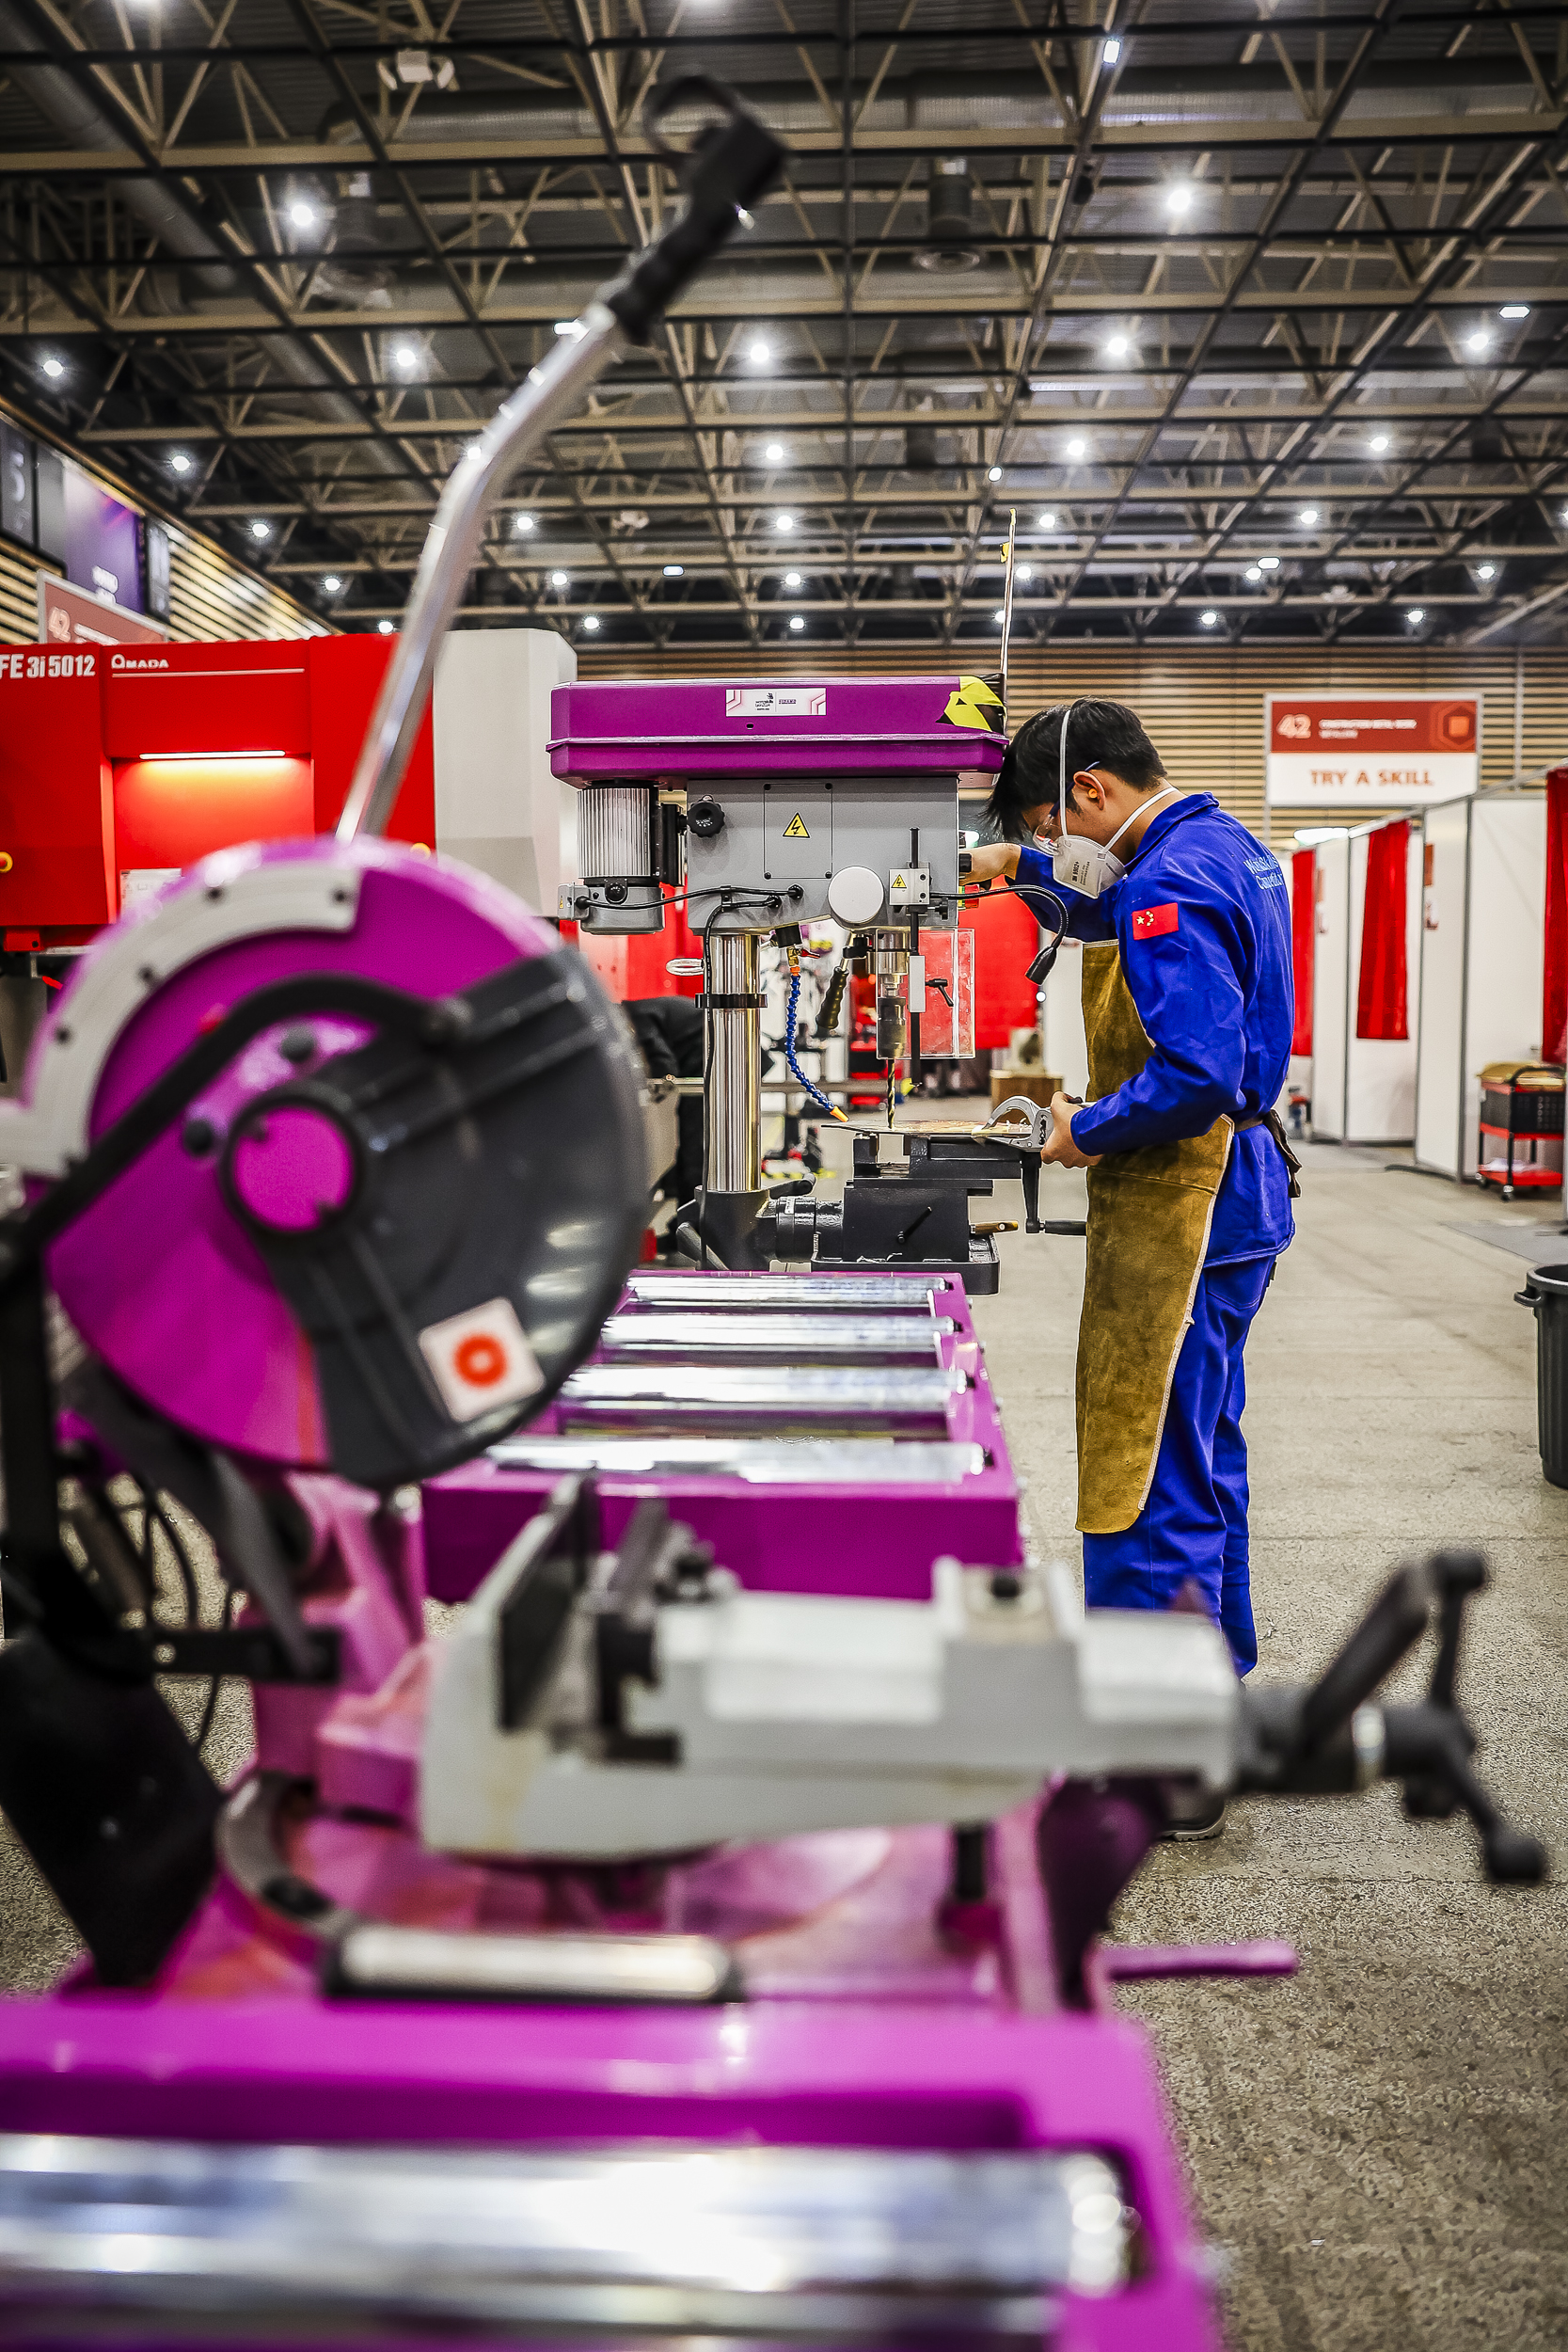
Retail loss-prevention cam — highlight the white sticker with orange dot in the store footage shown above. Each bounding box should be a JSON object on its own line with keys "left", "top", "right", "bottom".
{"left": 418, "top": 1297, "right": 545, "bottom": 1423}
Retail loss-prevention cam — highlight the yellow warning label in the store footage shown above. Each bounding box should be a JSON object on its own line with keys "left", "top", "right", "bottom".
{"left": 783, "top": 812, "right": 811, "bottom": 838}
{"left": 891, "top": 873, "right": 907, "bottom": 891}
{"left": 942, "top": 675, "right": 1006, "bottom": 732}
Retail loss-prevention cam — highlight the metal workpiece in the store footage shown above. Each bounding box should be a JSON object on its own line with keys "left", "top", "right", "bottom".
{"left": 598, "top": 1311, "right": 952, "bottom": 1364}
{"left": 557, "top": 1363, "right": 966, "bottom": 1436}
{"left": 486, "top": 1435, "right": 990, "bottom": 1486}
{"left": 0, "top": 2136, "right": 1131, "bottom": 2333}
{"left": 625, "top": 1271, "right": 959, "bottom": 1311}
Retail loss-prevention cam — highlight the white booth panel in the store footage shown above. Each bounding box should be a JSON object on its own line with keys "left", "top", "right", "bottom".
{"left": 1310, "top": 834, "right": 1350, "bottom": 1140}
{"left": 433, "top": 628, "right": 578, "bottom": 914}
{"left": 1413, "top": 795, "right": 1470, "bottom": 1177}
{"left": 1462, "top": 794, "right": 1546, "bottom": 1178}
{"left": 1342, "top": 826, "right": 1420, "bottom": 1145}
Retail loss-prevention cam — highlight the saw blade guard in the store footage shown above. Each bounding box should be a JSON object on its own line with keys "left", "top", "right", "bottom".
{"left": 9, "top": 835, "right": 649, "bottom": 1486}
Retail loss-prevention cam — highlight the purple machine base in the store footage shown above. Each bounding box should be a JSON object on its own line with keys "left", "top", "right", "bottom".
{"left": 423, "top": 1269, "right": 1022, "bottom": 1605}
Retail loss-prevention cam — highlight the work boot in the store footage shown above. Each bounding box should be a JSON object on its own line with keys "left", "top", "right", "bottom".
{"left": 1158, "top": 1787, "right": 1227, "bottom": 1842}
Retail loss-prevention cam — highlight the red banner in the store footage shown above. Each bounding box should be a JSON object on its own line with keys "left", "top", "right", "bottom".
{"left": 1291, "top": 849, "right": 1315, "bottom": 1056}
{"left": 1355, "top": 820, "right": 1410, "bottom": 1041}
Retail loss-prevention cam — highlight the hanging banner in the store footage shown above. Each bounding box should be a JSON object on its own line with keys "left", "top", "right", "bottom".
{"left": 1265, "top": 693, "right": 1481, "bottom": 809}
{"left": 38, "top": 573, "right": 166, "bottom": 650}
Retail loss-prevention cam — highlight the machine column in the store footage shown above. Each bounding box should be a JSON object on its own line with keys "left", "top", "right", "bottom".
{"left": 699, "top": 930, "right": 768, "bottom": 1268}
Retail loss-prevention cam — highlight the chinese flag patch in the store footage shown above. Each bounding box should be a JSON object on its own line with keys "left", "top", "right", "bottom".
{"left": 1131, "top": 902, "right": 1180, "bottom": 941}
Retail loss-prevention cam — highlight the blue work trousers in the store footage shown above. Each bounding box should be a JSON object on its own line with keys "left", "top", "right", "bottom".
{"left": 1082, "top": 1254, "right": 1275, "bottom": 1675}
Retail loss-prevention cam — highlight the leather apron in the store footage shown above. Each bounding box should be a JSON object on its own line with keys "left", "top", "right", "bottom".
{"left": 1075, "top": 941, "right": 1233, "bottom": 1534}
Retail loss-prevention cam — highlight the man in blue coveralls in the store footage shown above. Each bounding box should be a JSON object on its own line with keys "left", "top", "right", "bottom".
{"left": 971, "top": 699, "right": 1296, "bottom": 1837}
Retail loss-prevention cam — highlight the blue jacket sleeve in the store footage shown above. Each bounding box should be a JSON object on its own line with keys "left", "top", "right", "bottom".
{"left": 1011, "top": 844, "right": 1117, "bottom": 941}
{"left": 1070, "top": 893, "right": 1249, "bottom": 1155}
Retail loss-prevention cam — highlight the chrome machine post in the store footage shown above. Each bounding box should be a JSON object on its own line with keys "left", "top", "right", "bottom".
{"left": 698, "top": 930, "right": 767, "bottom": 1268}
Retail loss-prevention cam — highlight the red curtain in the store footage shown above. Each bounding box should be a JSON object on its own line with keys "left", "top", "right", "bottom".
{"left": 1355, "top": 819, "right": 1410, "bottom": 1041}
{"left": 1544, "top": 767, "right": 1568, "bottom": 1066}
{"left": 1291, "top": 849, "right": 1315, "bottom": 1056}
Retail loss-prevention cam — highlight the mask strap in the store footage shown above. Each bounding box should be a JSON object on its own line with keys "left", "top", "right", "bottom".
{"left": 1057, "top": 698, "right": 1084, "bottom": 840}
{"left": 1103, "top": 781, "right": 1180, "bottom": 856}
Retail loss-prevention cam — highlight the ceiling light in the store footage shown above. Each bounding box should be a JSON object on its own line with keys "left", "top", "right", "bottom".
{"left": 170, "top": 452, "right": 192, "bottom": 474}
{"left": 550, "top": 570, "right": 568, "bottom": 588}
{"left": 764, "top": 441, "right": 786, "bottom": 463}
{"left": 554, "top": 320, "right": 585, "bottom": 340}
{"left": 783, "top": 570, "right": 802, "bottom": 588}
{"left": 1244, "top": 565, "right": 1262, "bottom": 582}
{"left": 322, "top": 575, "right": 341, "bottom": 592}
{"left": 1037, "top": 509, "right": 1057, "bottom": 528}
{"left": 1199, "top": 609, "right": 1219, "bottom": 627}
{"left": 994, "top": 608, "right": 1007, "bottom": 623}
{"left": 1101, "top": 36, "right": 1122, "bottom": 63}
{"left": 250, "top": 519, "right": 271, "bottom": 540}
{"left": 289, "top": 200, "right": 315, "bottom": 230}
{"left": 513, "top": 513, "right": 535, "bottom": 533}
{"left": 750, "top": 338, "right": 771, "bottom": 363}
{"left": 582, "top": 615, "right": 599, "bottom": 632}
{"left": 378, "top": 619, "right": 395, "bottom": 635}
{"left": 1165, "top": 183, "right": 1193, "bottom": 215}
{"left": 1499, "top": 304, "right": 1530, "bottom": 320}
{"left": 663, "top": 563, "right": 684, "bottom": 577}
{"left": 1465, "top": 330, "right": 1491, "bottom": 355}
{"left": 392, "top": 343, "right": 419, "bottom": 373}
{"left": 988, "top": 464, "right": 1003, "bottom": 481}
{"left": 1015, "top": 564, "right": 1034, "bottom": 582}
{"left": 1066, "top": 437, "right": 1086, "bottom": 460}
{"left": 40, "top": 356, "right": 64, "bottom": 379}
{"left": 1102, "top": 334, "right": 1131, "bottom": 360}
{"left": 1476, "top": 563, "right": 1496, "bottom": 580}
{"left": 789, "top": 615, "right": 804, "bottom": 631}
{"left": 1258, "top": 555, "right": 1280, "bottom": 570}
{"left": 462, "top": 442, "right": 483, "bottom": 463}
{"left": 1298, "top": 507, "right": 1319, "bottom": 525}
{"left": 774, "top": 513, "right": 795, "bottom": 532}
{"left": 1406, "top": 607, "right": 1425, "bottom": 624}
{"left": 1370, "top": 433, "right": 1390, "bottom": 453}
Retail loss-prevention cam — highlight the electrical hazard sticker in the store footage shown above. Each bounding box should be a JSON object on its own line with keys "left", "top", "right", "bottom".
{"left": 783, "top": 812, "right": 811, "bottom": 838}
{"left": 1131, "top": 902, "right": 1180, "bottom": 941}
{"left": 419, "top": 1296, "right": 545, "bottom": 1423}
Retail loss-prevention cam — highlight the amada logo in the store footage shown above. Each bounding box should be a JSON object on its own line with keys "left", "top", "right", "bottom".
{"left": 110, "top": 652, "right": 170, "bottom": 671}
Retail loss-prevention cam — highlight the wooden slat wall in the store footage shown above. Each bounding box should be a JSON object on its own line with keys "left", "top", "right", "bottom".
{"left": 0, "top": 536, "right": 57, "bottom": 642}
{"left": 578, "top": 641, "right": 1568, "bottom": 846}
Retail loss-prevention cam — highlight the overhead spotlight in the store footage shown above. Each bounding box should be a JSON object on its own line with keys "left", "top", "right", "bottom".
{"left": 1244, "top": 565, "right": 1262, "bottom": 582}
{"left": 513, "top": 513, "right": 535, "bottom": 533}
{"left": 993, "top": 608, "right": 1007, "bottom": 624}
{"left": 40, "top": 355, "right": 64, "bottom": 380}
{"left": 1561, "top": 509, "right": 1568, "bottom": 527}
{"left": 378, "top": 619, "right": 395, "bottom": 635}
{"left": 392, "top": 343, "right": 420, "bottom": 373}
{"left": 170, "top": 452, "right": 192, "bottom": 474}
{"left": 1499, "top": 304, "right": 1530, "bottom": 320}
{"left": 988, "top": 464, "right": 1003, "bottom": 481}
{"left": 462, "top": 442, "right": 483, "bottom": 463}
{"left": 550, "top": 569, "right": 569, "bottom": 588}
{"left": 1015, "top": 564, "right": 1034, "bottom": 582}
{"left": 1101, "top": 36, "right": 1122, "bottom": 63}
{"left": 1199, "top": 609, "right": 1219, "bottom": 627}
{"left": 1258, "top": 555, "right": 1280, "bottom": 570}
{"left": 1066, "top": 437, "right": 1086, "bottom": 460}
{"left": 764, "top": 441, "right": 786, "bottom": 463}
{"left": 789, "top": 615, "right": 805, "bottom": 631}
{"left": 1476, "top": 563, "right": 1497, "bottom": 580}
{"left": 1165, "top": 183, "right": 1193, "bottom": 216}
{"left": 663, "top": 563, "right": 684, "bottom": 577}
{"left": 1102, "top": 334, "right": 1131, "bottom": 361}
{"left": 582, "top": 615, "right": 600, "bottom": 632}
{"left": 1298, "top": 506, "right": 1319, "bottom": 525}
{"left": 1405, "top": 607, "right": 1425, "bottom": 625}
{"left": 1037, "top": 508, "right": 1057, "bottom": 528}
{"left": 774, "top": 513, "right": 795, "bottom": 532}
{"left": 1370, "top": 433, "right": 1390, "bottom": 453}
{"left": 322, "top": 575, "right": 342, "bottom": 593}
{"left": 289, "top": 199, "right": 316, "bottom": 230}
{"left": 250, "top": 519, "right": 271, "bottom": 540}
{"left": 1465, "top": 329, "right": 1491, "bottom": 355}
{"left": 750, "top": 338, "right": 771, "bottom": 364}
{"left": 783, "top": 570, "right": 802, "bottom": 588}
{"left": 554, "top": 321, "right": 586, "bottom": 340}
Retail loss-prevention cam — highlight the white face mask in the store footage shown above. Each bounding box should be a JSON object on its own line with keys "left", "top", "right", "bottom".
{"left": 1045, "top": 703, "right": 1179, "bottom": 898}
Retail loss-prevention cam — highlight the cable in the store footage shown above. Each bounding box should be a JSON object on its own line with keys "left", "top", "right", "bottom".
{"left": 784, "top": 970, "right": 847, "bottom": 1123}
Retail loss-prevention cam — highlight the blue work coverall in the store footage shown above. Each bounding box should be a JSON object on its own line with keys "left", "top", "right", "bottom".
{"left": 1015, "top": 792, "right": 1294, "bottom": 1672}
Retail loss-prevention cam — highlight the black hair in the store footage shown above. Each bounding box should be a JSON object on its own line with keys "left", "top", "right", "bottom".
{"left": 984, "top": 699, "right": 1167, "bottom": 842}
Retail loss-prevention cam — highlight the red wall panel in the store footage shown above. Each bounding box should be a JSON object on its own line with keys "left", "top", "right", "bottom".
{"left": 0, "top": 657, "right": 116, "bottom": 933}
{"left": 101, "top": 642, "right": 311, "bottom": 757}
{"left": 308, "top": 636, "right": 436, "bottom": 849}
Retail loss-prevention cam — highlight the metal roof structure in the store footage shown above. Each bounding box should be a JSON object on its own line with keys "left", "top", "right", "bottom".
{"left": 3, "top": 0, "right": 1566, "bottom": 650}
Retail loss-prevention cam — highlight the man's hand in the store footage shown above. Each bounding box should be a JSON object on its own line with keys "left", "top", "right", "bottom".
{"left": 966, "top": 842, "right": 1019, "bottom": 885}
{"left": 1040, "top": 1090, "right": 1101, "bottom": 1169}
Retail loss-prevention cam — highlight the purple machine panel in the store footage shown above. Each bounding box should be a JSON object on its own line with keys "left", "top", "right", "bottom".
{"left": 549, "top": 673, "right": 1009, "bottom": 781}
{"left": 422, "top": 1267, "right": 1024, "bottom": 1605}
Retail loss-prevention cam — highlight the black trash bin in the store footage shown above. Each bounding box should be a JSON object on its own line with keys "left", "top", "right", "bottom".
{"left": 1516, "top": 1263, "right": 1568, "bottom": 1487}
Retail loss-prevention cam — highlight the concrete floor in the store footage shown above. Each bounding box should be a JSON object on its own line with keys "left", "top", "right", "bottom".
{"left": 972, "top": 1136, "right": 1568, "bottom": 2352}
{"left": 2, "top": 1123, "right": 1564, "bottom": 2348}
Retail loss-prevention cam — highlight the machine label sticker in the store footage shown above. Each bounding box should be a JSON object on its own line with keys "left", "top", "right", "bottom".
{"left": 0, "top": 651, "right": 96, "bottom": 678}
{"left": 726, "top": 688, "right": 826, "bottom": 718}
{"left": 783, "top": 812, "right": 811, "bottom": 838}
{"left": 419, "top": 1297, "right": 546, "bottom": 1423}
{"left": 1131, "top": 902, "right": 1180, "bottom": 941}
{"left": 942, "top": 675, "right": 1006, "bottom": 732}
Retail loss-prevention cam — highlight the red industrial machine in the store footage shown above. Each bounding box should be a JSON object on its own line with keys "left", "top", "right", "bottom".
{"left": 0, "top": 636, "right": 434, "bottom": 951}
